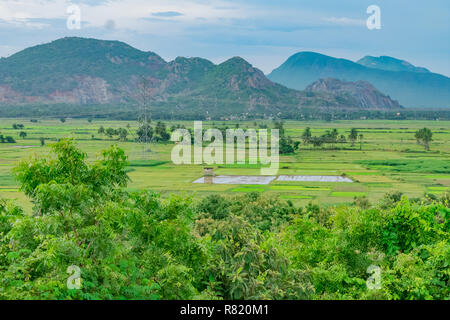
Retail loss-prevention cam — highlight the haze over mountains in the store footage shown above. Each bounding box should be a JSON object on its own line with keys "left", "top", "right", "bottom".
{"left": 356, "top": 56, "right": 431, "bottom": 74}
{"left": 268, "top": 52, "right": 450, "bottom": 108}
{"left": 0, "top": 37, "right": 447, "bottom": 118}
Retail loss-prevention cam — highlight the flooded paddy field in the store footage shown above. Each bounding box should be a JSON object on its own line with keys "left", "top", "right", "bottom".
{"left": 193, "top": 175, "right": 277, "bottom": 185}
{"left": 193, "top": 175, "right": 353, "bottom": 184}
{"left": 277, "top": 175, "right": 353, "bottom": 183}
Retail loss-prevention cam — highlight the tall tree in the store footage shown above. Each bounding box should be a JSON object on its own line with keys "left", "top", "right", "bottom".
{"left": 136, "top": 76, "right": 152, "bottom": 151}
{"left": 105, "top": 128, "right": 116, "bottom": 139}
{"left": 349, "top": 128, "right": 358, "bottom": 147}
{"left": 359, "top": 134, "right": 364, "bottom": 151}
{"left": 301, "top": 127, "right": 312, "bottom": 146}
{"left": 415, "top": 128, "right": 433, "bottom": 151}
{"left": 136, "top": 121, "right": 153, "bottom": 142}
{"left": 328, "top": 128, "right": 339, "bottom": 149}
{"left": 118, "top": 128, "right": 128, "bottom": 142}
{"left": 155, "top": 121, "right": 170, "bottom": 141}
{"left": 273, "top": 121, "right": 286, "bottom": 137}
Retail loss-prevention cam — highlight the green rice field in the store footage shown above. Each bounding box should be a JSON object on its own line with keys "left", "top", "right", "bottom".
{"left": 0, "top": 118, "right": 449, "bottom": 212}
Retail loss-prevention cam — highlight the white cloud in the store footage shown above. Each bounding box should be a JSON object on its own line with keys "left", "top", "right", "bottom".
{"left": 0, "top": 1, "right": 368, "bottom": 36}
{"left": 0, "top": 0, "right": 69, "bottom": 22}
{"left": 0, "top": 0, "right": 249, "bottom": 33}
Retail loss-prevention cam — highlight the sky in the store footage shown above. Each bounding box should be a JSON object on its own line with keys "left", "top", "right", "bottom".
{"left": 0, "top": 0, "right": 449, "bottom": 76}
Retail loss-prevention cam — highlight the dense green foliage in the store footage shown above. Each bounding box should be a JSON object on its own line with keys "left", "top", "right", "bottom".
{"left": 0, "top": 140, "right": 448, "bottom": 300}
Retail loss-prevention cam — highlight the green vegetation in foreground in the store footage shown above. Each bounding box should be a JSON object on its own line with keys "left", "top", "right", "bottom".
{"left": 0, "top": 140, "right": 448, "bottom": 300}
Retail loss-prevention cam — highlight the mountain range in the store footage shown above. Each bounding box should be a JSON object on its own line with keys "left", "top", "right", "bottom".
{"left": 0, "top": 37, "right": 446, "bottom": 119}
{"left": 268, "top": 52, "right": 450, "bottom": 108}
{"left": 0, "top": 38, "right": 363, "bottom": 115}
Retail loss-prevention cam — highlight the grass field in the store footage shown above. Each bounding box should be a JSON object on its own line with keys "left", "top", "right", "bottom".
{"left": 0, "top": 118, "right": 449, "bottom": 212}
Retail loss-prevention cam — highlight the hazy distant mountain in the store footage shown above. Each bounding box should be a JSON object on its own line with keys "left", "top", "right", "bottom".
{"left": 268, "top": 52, "right": 450, "bottom": 108}
{"left": 0, "top": 38, "right": 404, "bottom": 117}
{"left": 357, "top": 56, "right": 431, "bottom": 73}
{"left": 305, "top": 78, "right": 402, "bottom": 109}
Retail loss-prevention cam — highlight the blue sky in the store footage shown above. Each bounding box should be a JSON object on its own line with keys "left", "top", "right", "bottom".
{"left": 0, "top": 0, "right": 449, "bottom": 76}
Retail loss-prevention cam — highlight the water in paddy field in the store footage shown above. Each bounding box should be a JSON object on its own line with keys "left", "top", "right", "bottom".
{"left": 193, "top": 175, "right": 353, "bottom": 185}
{"left": 193, "top": 175, "right": 277, "bottom": 185}
{"left": 277, "top": 175, "right": 353, "bottom": 183}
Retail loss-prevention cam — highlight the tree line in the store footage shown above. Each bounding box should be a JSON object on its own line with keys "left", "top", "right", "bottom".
{"left": 97, "top": 121, "right": 171, "bottom": 143}
{"left": 1, "top": 102, "right": 450, "bottom": 121}
{"left": 300, "top": 127, "right": 364, "bottom": 150}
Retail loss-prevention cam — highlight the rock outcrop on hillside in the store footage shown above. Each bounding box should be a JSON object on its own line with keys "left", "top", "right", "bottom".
{"left": 305, "top": 78, "right": 402, "bottom": 109}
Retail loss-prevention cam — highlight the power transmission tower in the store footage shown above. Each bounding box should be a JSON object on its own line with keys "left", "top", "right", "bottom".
{"left": 136, "top": 76, "right": 154, "bottom": 160}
